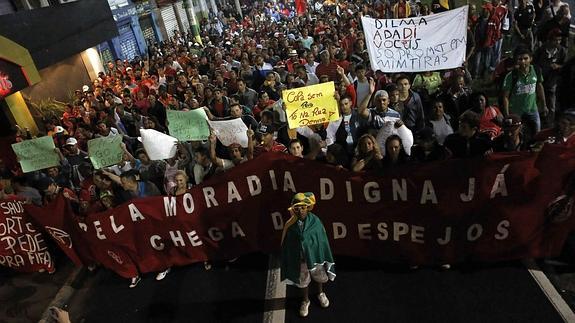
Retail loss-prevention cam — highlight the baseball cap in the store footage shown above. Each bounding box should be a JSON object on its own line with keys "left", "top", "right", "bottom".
{"left": 65, "top": 137, "right": 78, "bottom": 146}
{"left": 82, "top": 85, "right": 90, "bottom": 92}
{"left": 257, "top": 124, "right": 275, "bottom": 135}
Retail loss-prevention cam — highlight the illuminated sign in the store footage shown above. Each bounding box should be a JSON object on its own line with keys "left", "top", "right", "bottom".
{"left": 0, "top": 74, "right": 12, "bottom": 97}
{"left": 0, "top": 58, "right": 30, "bottom": 99}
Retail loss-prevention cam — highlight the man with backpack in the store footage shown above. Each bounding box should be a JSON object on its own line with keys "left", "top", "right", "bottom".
{"left": 502, "top": 46, "right": 548, "bottom": 143}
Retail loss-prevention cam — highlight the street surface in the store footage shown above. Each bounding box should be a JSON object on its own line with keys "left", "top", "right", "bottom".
{"left": 63, "top": 253, "right": 570, "bottom": 323}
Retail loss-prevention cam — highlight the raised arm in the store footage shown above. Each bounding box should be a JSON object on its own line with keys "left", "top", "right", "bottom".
{"left": 358, "top": 77, "right": 375, "bottom": 119}
{"left": 246, "top": 127, "right": 255, "bottom": 160}
{"left": 209, "top": 133, "right": 224, "bottom": 168}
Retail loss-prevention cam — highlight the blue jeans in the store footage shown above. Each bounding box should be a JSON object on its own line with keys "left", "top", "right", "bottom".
{"left": 473, "top": 48, "right": 491, "bottom": 78}
{"left": 521, "top": 111, "right": 541, "bottom": 143}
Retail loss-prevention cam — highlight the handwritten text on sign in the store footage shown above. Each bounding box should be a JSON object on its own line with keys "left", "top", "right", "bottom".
{"left": 361, "top": 5, "right": 468, "bottom": 73}
{"left": 11, "top": 136, "right": 60, "bottom": 173}
{"left": 167, "top": 109, "right": 210, "bottom": 142}
{"left": 88, "top": 135, "right": 123, "bottom": 169}
{"left": 0, "top": 199, "right": 53, "bottom": 271}
{"left": 283, "top": 82, "right": 340, "bottom": 129}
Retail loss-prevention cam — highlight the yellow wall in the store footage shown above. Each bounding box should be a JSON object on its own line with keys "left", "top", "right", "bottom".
{"left": 4, "top": 92, "right": 39, "bottom": 135}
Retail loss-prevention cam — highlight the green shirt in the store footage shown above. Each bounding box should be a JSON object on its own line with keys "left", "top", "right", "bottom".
{"left": 503, "top": 65, "right": 542, "bottom": 115}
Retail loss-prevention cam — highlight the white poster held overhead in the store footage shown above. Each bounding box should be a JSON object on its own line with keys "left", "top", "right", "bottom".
{"left": 375, "top": 117, "right": 414, "bottom": 156}
{"left": 140, "top": 129, "right": 178, "bottom": 160}
{"left": 361, "top": 5, "right": 468, "bottom": 73}
{"left": 208, "top": 118, "right": 249, "bottom": 148}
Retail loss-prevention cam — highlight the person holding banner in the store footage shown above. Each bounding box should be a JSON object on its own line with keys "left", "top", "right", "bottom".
{"left": 208, "top": 129, "right": 253, "bottom": 171}
{"left": 281, "top": 192, "right": 335, "bottom": 317}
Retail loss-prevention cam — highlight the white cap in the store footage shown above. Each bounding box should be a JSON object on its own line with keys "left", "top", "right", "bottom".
{"left": 82, "top": 85, "right": 90, "bottom": 92}
{"left": 65, "top": 137, "right": 78, "bottom": 146}
{"left": 55, "top": 126, "right": 65, "bottom": 134}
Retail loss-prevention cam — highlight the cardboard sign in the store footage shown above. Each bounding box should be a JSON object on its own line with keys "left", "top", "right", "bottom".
{"left": 208, "top": 119, "right": 249, "bottom": 148}
{"left": 167, "top": 109, "right": 210, "bottom": 142}
{"left": 11, "top": 136, "right": 59, "bottom": 173}
{"left": 140, "top": 129, "right": 178, "bottom": 160}
{"left": 88, "top": 136, "right": 124, "bottom": 169}
{"left": 283, "top": 82, "right": 340, "bottom": 129}
{"left": 361, "top": 6, "right": 468, "bottom": 72}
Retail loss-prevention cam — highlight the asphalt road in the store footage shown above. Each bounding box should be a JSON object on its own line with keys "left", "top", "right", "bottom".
{"left": 66, "top": 253, "right": 567, "bottom": 323}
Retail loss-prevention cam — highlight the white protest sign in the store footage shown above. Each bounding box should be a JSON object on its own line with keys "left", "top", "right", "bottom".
{"left": 361, "top": 6, "right": 468, "bottom": 73}
{"left": 140, "top": 129, "right": 178, "bottom": 160}
{"left": 208, "top": 118, "right": 249, "bottom": 148}
{"left": 375, "top": 117, "right": 414, "bottom": 156}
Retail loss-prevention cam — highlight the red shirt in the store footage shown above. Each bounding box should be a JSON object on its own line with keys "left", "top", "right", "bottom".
{"left": 79, "top": 178, "right": 97, "bottom": 202}
{"left": 213, "top": 101, "right": 225, "bottom": 117}
{"left": 315, "top": 62, "right": 340, "bottom": 82}
{"left": 254, "top": 141, "right": 287, "bottom": 157}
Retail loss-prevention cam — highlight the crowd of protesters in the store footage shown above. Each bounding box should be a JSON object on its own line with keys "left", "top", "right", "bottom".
{"left": 1, "top": 0, "right": 575, "bottom": 291}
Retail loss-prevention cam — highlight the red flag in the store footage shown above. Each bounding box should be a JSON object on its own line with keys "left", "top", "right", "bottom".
{"left": 295, "top": 0, "right": 306, "bottom": 16}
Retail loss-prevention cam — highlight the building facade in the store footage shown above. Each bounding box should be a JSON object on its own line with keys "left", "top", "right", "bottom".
{"left": 0, "top": 0, "right": 117, "bottom": 166}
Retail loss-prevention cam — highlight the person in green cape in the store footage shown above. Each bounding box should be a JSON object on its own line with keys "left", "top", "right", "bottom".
{"left": 281, "top": 192, "right": 336, "bottom": 317}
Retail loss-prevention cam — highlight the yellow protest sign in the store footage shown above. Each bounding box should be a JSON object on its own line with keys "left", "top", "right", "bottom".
{"left": 283, "top": 82, "right": 340, "bottom": 129}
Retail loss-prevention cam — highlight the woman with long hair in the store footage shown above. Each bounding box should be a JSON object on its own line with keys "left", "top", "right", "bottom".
{"left": 351, "top": 134, "right": 383, "bottom": 172}
{"left": 381, "top": 135, "right": 410, "bottom": 169}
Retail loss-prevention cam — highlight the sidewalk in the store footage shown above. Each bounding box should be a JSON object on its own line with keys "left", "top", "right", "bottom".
{"left": 0, "top": 258, "right": 77, "bottom": 323}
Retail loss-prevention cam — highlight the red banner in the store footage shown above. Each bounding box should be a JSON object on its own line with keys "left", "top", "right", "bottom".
{"left": 0, "top": 198, "right": 54, "bottom": 272}
{"left": 25, "top": 145, "right": 575, "bottom": 278}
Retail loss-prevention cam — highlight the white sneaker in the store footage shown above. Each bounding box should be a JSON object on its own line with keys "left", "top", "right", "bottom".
{"left": 204, "top": 261, "right": 212, "bottom": 270}
{"left": 318, "top": 292, "right": 330, "bottom": 308}
{"left": 299, "top": 300, "right": 310, "bottom": 317}
{"left": 129, "top": 276, "right": 141, "bottom": 288}
{"left": 441, "top": 264, "right": 451, "bottom": 270}
{"left": 155, "top": 268, "right": 170, "bottom": 281}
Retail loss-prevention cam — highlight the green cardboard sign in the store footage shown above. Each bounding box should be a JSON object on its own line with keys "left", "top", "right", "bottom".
{"left": 167, "top": 109, "right": 210, "bottom": 142}
{"left": 11, "top": 136, "right": 60, "bottom": 173}
{"left": 88, "top": 135, "right": 123, "bottom": 169}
